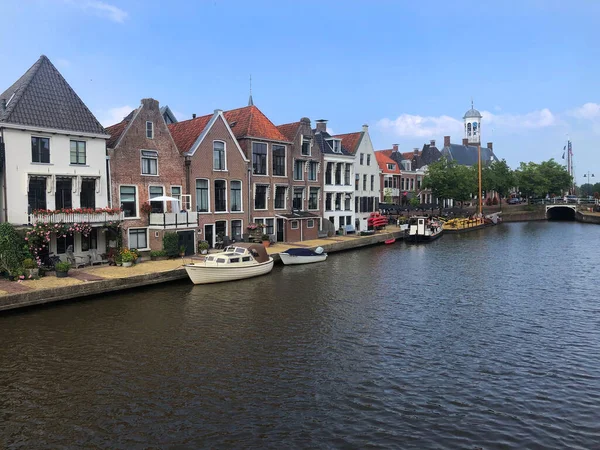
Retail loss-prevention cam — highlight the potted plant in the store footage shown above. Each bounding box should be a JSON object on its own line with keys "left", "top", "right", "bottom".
{"left": 130, "top": 248, "right": 142, "bottom": 264}
{"left": 121, "top": 249, "right": 135, "bottom": 267}
{"left": 261, "top": 234, "right": 271, "bottom": 248}
{"left": 141, "top": 202, "right": 153, "bottom": 216}
{"left": 150, "top": 250, "right": 168, "bottom": 261}
{"left": 22, "top": 258, "right": 39, "bottom": 279}
{"left": 55, "top": 261, "right": 71, "bottom": 278}
{"left": 115, "top": 254, "right": 123, "bottom": 266}
{"left": 198, "top": 241, "right": 209, "bottom": 255}
{"left": 179, "top": 245, "right": 186, "bottom": 257}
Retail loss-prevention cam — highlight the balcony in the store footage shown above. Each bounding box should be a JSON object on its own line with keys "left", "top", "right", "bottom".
{"left": 29, "top": 209, "right": 123, "bottom": 225}
{"left": 149, "top": 212, "right": 199, "bottom": 229}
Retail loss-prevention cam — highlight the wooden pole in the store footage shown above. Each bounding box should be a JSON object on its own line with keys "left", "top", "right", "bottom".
{"left": 478, "top": 144, "right": 483, "bottom": 216}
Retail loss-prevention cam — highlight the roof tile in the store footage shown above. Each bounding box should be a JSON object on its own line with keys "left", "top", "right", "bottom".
{"left": 375, "top": 151, "right": 401, "bottom": 174}
{"left": 332, "top": 132, "right": 363, "bottom": 155}
{"left": 167, "top": 113, "right": 213, "bottom": 153}
{"left": 224, "top": 105, "right": 288, "bottom": 142}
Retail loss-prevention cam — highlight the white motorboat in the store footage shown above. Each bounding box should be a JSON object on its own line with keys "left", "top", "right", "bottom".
{"left": 184, "top": 243, "right": 274, "bottom": 284}
{"left": 279, "top": 247, "right": 328, "bottom": 265}
{"left": 408, "top": 216, "right": 443, "bottom": 243}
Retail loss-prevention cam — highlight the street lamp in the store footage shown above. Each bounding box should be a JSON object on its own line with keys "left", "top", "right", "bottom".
{"left": 584, "top": 172, "right": 595, "bottom": 198}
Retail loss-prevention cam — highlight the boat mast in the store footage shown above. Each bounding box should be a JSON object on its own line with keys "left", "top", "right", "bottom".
{"left": 478, "top": 144, "right": 482, "bottom": 215}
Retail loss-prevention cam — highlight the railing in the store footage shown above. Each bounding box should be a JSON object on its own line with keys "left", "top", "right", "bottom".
{"left": 149, "top": 212, "right": 199, "bottom": 229}
{"left": 29, "top": 211, "right": 123, "bottom": 224}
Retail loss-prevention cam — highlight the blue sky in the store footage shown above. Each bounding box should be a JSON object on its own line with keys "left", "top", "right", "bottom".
{"left": 1, "top": 0, "right": 599, "bottom": 183}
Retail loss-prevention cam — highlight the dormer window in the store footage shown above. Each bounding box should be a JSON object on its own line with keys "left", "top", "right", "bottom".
{"left": 146, "top": 121, "right": 154, "bottom": 139}
{"left": 387, "top": 163, "right": 395, "bottom": 170}
{"left": 301, "top": 136, "right": 312, "bottom": 156}
{"left": 327, "top": 138, "right": 341, "bottom": 153}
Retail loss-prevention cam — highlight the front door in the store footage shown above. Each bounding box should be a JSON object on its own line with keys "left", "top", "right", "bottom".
{"left": 177, "top": 231, "right": 195, "bottom": 256}
{"left": 276, "top": 218, "right": 284, "bottom": 242}
{"left": 204, "top": 224, "right": 214, "bottom": 248}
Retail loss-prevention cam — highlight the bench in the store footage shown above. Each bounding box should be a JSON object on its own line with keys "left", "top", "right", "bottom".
{"left": 344, "top": 225, "right": 356, "bottom": 235}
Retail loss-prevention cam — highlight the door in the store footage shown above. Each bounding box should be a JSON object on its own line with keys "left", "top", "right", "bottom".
{"left": 276, "top": 218, "right": 284, "bottom": 242}
{"left": 204, "top": 224, "right": 214, "bottom": 248}
{"left": 177, "top": 231, "right": 195, "bottom": 256}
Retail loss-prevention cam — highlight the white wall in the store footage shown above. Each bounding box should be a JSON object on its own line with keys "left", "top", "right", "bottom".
{"left": 353, "top": 130, "right": 381, "bottom": 226}
{"left": 323, "top": 154, "right": 355, "bottom": 230}
{"left": 3, "top": 128, "right": 109, "bottom": 225}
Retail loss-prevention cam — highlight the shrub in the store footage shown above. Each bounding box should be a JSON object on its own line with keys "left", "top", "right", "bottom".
{"left": 120, "top": 248, "right": 136, "bottom": 262}
{"left": 261, "top": 234, "right": 270, "bottom": 241}
{"left": 150, "top": 250, "right": 167, "bottom": 257}
{"left": 0, "top": 223, "right": 26, "bottom": 275}
{"left": 163, "top": 232, "right": 179, "bottom": 257}
{"left": 55, "top": 261, "right": 71, "bottom": 273}
{"left": 22, "top": 258, "right": 37, "bottom": 269}
{"left": 198, "top": 241, "right": 209, "bottom": 252}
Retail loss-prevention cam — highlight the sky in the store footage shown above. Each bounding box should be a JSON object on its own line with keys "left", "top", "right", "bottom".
{"left": 1, "top": 0, "right": 599, "bottom": 183}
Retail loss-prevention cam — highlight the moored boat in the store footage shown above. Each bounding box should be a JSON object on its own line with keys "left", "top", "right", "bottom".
{"left": 184, "top": 243, "right": 274, "bottom": 284}
{"left": 367, "top": 212, "right": 388, "bottom": 229}
{"left": 384, "top": 238, "right": 396, "bottom": 245}
{"left": 408, "top": 216, "right": 443, "bottom": 243}
{"left": 279, "top": 247, "right": 327, "bottom": 265}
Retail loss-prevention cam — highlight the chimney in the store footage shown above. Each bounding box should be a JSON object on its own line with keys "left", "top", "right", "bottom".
{"left": 392, "top": 144, "right": 399, "bottom": 152}
{"left": 487, "top": 142, "right": 493, "bottom": 150}
{"left": 141, "top": 98, "right": 159, "bottom": 109}
{"left": 413, "top": 147, "right": 419, "bottom": 155}
{"left": 444, "top": 136, "right": 450, "bottom": 147}
{"left": 192, "top": 114, "right": 196, "bottom": 119}
{"left": 430, "top": 139, "right": 436, "bottom": 147}
{"left": 300, "top": 117, "right": 311, "bottom": 124}
{"left": 315, "top": 119, "right": 328, "bottom": 132}
{"left": 362, "top": 124, "right": 369, "bottom": 132}
{"left": 462, "top": 138, "right": 469, "bottom": 146}
{"left": 1, "top": 99, "right": 6, "bottom": 111}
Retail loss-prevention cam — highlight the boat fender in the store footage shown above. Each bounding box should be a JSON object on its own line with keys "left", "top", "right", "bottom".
{"left": 315, "top": 246, "right": 324, "bottom": 255}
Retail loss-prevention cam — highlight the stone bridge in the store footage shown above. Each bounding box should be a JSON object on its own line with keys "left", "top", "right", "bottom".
{"left": 546, "top": 204, "right": 577, "bottom": 220}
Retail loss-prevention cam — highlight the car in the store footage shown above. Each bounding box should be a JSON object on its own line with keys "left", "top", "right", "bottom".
{"left": 508, "top": 197, "right": 521, "bottom": 204}
{"left": 565, "top": 195, "right": 578, "bottom": 203}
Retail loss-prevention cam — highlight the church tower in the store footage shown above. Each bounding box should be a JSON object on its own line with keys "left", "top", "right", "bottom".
{"left": 463, "top": 100, "right": 482, "bottom": 145}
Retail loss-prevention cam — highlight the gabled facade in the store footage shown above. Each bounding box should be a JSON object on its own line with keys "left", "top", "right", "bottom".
{"left": 441, "top": 135, "right": 497, "bottom": 166}
{"left": 168, "top": 110, "right": 249, "bottom": 247}
{"left": 334, "top": 125, "right": 380, "bottom": 230}
{"left": 0, "top": 55, "right": 117, "bottom": 261}
{"left": 314, "top": 120, "right": 355, "bottom": 233}
{"left": 276, "top": 117, "right": 323, "bottom": 241}
{"left": 375, "top": 151, "right": 401, "bottom": 204}
{"left": 106, "top": 98, "right": 192, "bottom": 253}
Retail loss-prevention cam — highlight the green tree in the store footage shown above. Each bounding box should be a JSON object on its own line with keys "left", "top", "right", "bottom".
{"left": 453, "top": 165, "right": 477, "bottom": 208}
{"left": 383, "top": 188, "right": 393, "bottom": 204}
{"left": 488, "top": 159, "right": 515, "bottom": 209}
{"left": 538, "top": 159, "right": 572, "bottom": 196}
{"left": 423, "top": 157, "right": 457, "bottom": 213}
{"left": 0, "top": 223, "right": 25, "bottom": 275}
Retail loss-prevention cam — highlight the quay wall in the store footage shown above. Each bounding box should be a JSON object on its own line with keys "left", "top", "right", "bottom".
{"left": 576, "top": 211, "right": 600, "bottom": 224}
{"left": 501, "top": 210, "right": 546, "bottom": 222}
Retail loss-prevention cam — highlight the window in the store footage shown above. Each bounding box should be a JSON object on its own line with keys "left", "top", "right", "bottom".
{"left": 291, "top": 220, "right": 299, "bottom": 230}
{"left": 325, "top": 162, "right": 333, "bottom": 185}
{"left": 274, "top": 186, "right": 286, "bottom": 209}
{"left": 129, "top": 228, "right": 148, "bottom": 249}
{"left": 149, "top": 186, "right": 164, "bottom": 213}
{"left": 171, "top": 186, "right": 181, "bottom": 210}
{"left": 230, "top": 181, "right": 242, "bottom": 212}
{"left": 215, "top": 221, "right": 227, "bottom": 239}
{"left": 272, "top": 145, "right": 286, "bottom": 176}
{"left": 371, "top": 175, "right": 374, "bottom": 191}
{"left": 355, "top": 173, "right": 359, "bottom": 190}
{"left": 308, "top": 161, "right": 318, "bottom": 181}
{"left": 81, "top": 228, "right": 98, "bottom": 252}
{"left": 335, "top": 193, "right": 341, "bottom": 210}
{"left": 214, "top": 180, "right": 227, "bottom": 212}
{"left": 70, "top": 140, "right": 86, "bottom": 165}
{"left": 345, "top": 163, "right": 351, "bottom": 185}
{"left": 307, "top": 219, "right": 314, "bottom": 228}
{"left": 196, "top": 179, "right": 209, "bottom": 212}
{"left": 146, "top": 121, "right": 154, "bottom": 139}
{"left": 28, "top": 177, "right": 46, "bottom": 213}
{"left": 355, "top": 197, "right": 359, "bottom": 212}
{"left": 252, "top": 142, "right": 267, "bottom": 175}
{"left": 345, "top": 195, "right": 351, "bottom": 211}
{"left": 294, "top": 160, "right": 304, "bottom": 181}
{"left": 213, "top": 141, "right": 225, "bottom": 170}
{"left": 265, "top": 218, "right": 274, "bottom": 235}
{"left": 293, "top": 188, "right": 304, "bottom": 210}
{"left": 56, "top": 234, "right": 74, "bottom": 255}
{"left": 387, "top": 163, "right": 395, "bottom": 170}
{"left": 31, "top": 137, "right": 50, "bottom": 163}
{"left": 363, "top": 175, "right": 367, "bottom": 191}
{"left": 255, "top": 185, "right": 267, "bottom": 210}
{"left": 326, "top": 193, "right": 332, "bottom": 211}
{"left": 301, "top": 137, "right": 311, "bottom": 156}
{"left": 55, "top": 178, "right": 72, "bottom": 210}
{"left": 231, "top": 220, "right": 242, "bottom": 240}
{"left": 120, "top": 186, "right": 137, "bottom": 217}
{"left": 331, "top": 140, "right": 341, "bottom": 153}
{"left": 335, "top": 164, "right": 342, "bottom": 185}
{"left": 367, "top": 154, "right": 371, "bottom": 166}
{"left": 242, "top": 256, "right": 251, "bottom": 262}
{"left": 80, "top": 179, "right": 96, "bottom": 209}
{"left": 309, "top": 187, "right": 319, "bottom": 210}
{"left": 141, "top": 150, "right": 158, "bottom": 175}
{"left": 360, "top": 153, "right": 364, "bottom": 165}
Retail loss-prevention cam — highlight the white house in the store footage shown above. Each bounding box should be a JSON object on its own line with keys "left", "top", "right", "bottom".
{"left": 314, "top": 120, "right": 355, "bottom": 233}
{"left": 0, "top": 55, "right": 119, "bottom": 263}
{"left": 334, "top": 125, "right": 380, "bottom": 231}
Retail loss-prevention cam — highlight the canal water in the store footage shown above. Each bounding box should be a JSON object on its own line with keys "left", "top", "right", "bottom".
{"left": 1, "top": 222, "right": 600, "bottom": 449}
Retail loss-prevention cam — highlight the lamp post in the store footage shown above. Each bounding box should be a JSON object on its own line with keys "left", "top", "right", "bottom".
{"left": 583, "top": 172, "right": 595, "bottom": 198}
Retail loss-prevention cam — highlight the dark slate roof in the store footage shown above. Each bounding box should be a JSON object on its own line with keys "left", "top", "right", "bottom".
{"left": 414, "top": 144, "right": 442, "bottom": 169}
{"left": 0, "top": 55, "right": 106, "bottom": 135}
{"left": 313, "top": 130, "right": 353, "bottom": 156}
{"left": 160, "top": 105, "right": 178, "bottom": 124}
{"left": 441, "top": 144, "right": 497, "bottom": 166}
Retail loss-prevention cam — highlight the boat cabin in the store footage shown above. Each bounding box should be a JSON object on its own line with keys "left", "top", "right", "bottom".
{"left": 204, "top": 243, "right": 269, "bottom": 266}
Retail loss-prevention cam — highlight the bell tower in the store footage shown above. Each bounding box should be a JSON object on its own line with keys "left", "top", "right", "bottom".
{"left": 463, "top": 100, "right": 482, "bottom": 145}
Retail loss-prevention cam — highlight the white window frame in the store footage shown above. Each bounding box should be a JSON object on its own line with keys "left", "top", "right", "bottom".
{"left": 195, "top": 178, "right": 210, "bottom": 213}
{"left": 230, "top": 179, "right": 243, "bottom": 213}
{"left": 272, "top": 144, "right": 287, "bottom": 177}
{"left": 69, "top": 140, "right": 87, "bottom": 165}
{"left": 231, "top": 219, "right": 243, "bottom": 240}
{"left": 214, "top": 179, "right": 228, "bottom": 213}
{"left": 213, "top": 140, "right": 227, "bottom": 171}
{"left": 252, "top": 141, "right": 269, "bottom": 176}
{"left": 119, "top": 184, "right": 139, "bottom": 219}
{"left": 149, "top": 185, "right": 165, "bottom": 213}
{"left": 301, "top": 135, "right": 312, "bottom": 156}
{"left": 308, "top": 161, "right": 318, "bottom": 181}
{"left": 308, "top": 187, "right": 319, "bottom": 210}
{"left": 307, "top": 219, "right": 314, "bottom": 228}
{"left": 273, "top": 185, "right": 287, "bottom": 210}
{"left": 128, "top": 227, "right": 149, "bottom": 250}
{"left": 254, "top": 183, "right": 269, "bottom": 211}
{"left": 291, "top": 220, "right": 299, "bottom": 230}
{"left": 360, "top": 153, "right": 364, "bottom": 165}
{"left": 171, "top": 186, "right": 182, "bottom": 211}
{"left": 293, "top": 160, "right": 305, "bottom": 181}
{"left": 141, "top": 150, "right": 158, "bottom": 176}
{"left": 387, "top": 163, "right": 395, "bottom": 170}
{"left": 146, "top": 121, "right": 154, "bottom": 139}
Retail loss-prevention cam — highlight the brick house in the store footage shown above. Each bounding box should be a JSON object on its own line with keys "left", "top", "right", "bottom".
{"left": 168, "top": 110, "right": 250, "bottom": 247}
{"left": 275, "top": 117, "right": 323, "bottom": 242}
{"left": 106, "top": 98, "right": 195, "bottom": 254}
{"left": 374, "top": 151, "right": 401, "bottom": 204}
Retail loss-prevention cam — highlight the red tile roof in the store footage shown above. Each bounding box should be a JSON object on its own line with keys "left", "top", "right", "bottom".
{"left": 224, "top": 105, "right": 288, "bottom": 142}
{"left": 276, "top": 121, "right": 301, "bottom": 142}
{"left": 168, "top": 113, "right": 212, "bottom": 153}
{"left": 106, "top": 110, "right": 135, "bottom": 148}
{"left": 402, "top": 151, "right": 420, "bottom": 160}
{"left": 375, "top": 151, "right": 401, "bottom": 174}
{"left": 333, "top": 132, "right": 363, "bottom": 155}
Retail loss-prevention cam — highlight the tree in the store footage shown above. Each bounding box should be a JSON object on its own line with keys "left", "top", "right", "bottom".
{"left": 383, "top": 188, "right": 393, "bottom": 204}
{"left": 0, "top": 223, "right": 25, "bottom": 275}
{"left": 423, "top": 157, "right": 458, "bottom": 213}
{"left": 515, "top": 162, "right": 544, "bottom": 199}
{"left": 453, "top": 165, "right": 477, "bottom": 208}
{"left": 538, "top": 159, "right": 572, "bottom": 196}
{"left": 488, "top": 159, "right": 515, "bottom": 209}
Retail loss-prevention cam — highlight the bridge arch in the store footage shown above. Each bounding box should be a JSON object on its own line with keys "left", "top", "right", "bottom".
{"left": 546, "top": 205, "right": 576, "bottom": 220}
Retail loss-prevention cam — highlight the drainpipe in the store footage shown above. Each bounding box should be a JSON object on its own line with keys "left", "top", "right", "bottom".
{"left": 105, "top": 154, "right": 111, "bottom": 208}
{"left": 247, "top": 165, "right": 252, "bottom": 226}
{"left": 0, "top": 127, "right": 7, "bottom": 222}
{"left": 184, "top": 156, "right": 191, "bottom": 196}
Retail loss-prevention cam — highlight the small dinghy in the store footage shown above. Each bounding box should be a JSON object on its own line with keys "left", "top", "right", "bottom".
{"left": 384, "top": 238, "right": 396, "bottom": 245}
{"left": 279, "top": 246, "right": 328, "bottom": 265}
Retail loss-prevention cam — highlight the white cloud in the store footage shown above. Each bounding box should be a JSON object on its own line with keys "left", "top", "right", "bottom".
{"left": 64, "top": 0, "right": 128, "bottom": 23}
{"left": 376, "top": 114, "right": 462, "bottom": 138}
{"left": 568, "top": 103, "right": 600, "bottom": 120}
{"left": 481, "top": 108, "right": 558, "bottom": 129}
{"left": 98, "top": 105, "right": 134, "bottom": 127}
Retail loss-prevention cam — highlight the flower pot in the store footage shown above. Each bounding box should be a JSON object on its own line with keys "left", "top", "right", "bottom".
{"left": 262, "top": 240, "right": 270, "bottom": 248}
{"left": 116, "top": 262, "right": 123, "bottom": 266}
{"left": 200, "top": 249, "right": 208, "bottom": 255}
{"left": 135, "top": 257, "right": 142, "bottom": 264}
{"left": 122, "top": 261, "right": 133, "bottom": 267}
{"left": 56, "top": 271, "right": 69, "bottom": 278}
{"left": 25, "top": 268, "right": 39, "bottom": 279}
